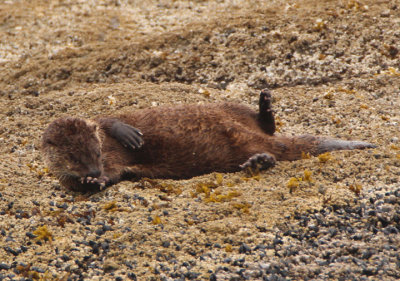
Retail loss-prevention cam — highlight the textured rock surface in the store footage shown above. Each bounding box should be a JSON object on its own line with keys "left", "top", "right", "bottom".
{"left": 0, "top": 0, "right": 399, "bottom": 280}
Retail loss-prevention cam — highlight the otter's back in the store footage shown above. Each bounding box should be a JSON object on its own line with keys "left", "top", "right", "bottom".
{"left": 112, "top": 102, "right": 266, "bottom": 177}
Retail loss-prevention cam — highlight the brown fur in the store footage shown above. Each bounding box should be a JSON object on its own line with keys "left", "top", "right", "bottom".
{"left": 42, "top": 101, "right": 375, "bottom": 191}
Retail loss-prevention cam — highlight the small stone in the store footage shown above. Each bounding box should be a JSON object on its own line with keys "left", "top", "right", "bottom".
{"left": 127, "top": 273, "right": 137, "bottom": 280}
{"left": 56, "top": 203, "right": 68, "bottom": 210}
{"left": 380, "top": 9, "right": 391, "bottom": 17}
{"left": 373, "top": 154, "right": 382, "bottom": 159}
{"left": 4, "top": 247, "right": 20, "bottom": 256}
{"left": 328, "top": 228, "right": 337, "bottom": 237}
{"left": 362, "top": 267, "right": 376, "bottom": 276}
{"left": 384, "top": 195, "right": 397, "bottom": 204}
{"left": 61, "top": 254, "right": 70, "bottom": 261}
{"left": 383, "top": 226, "right": 398, "bottom": 235}
{"left": 254, "top": 244, "right": 267, "bottom": 251}
{"left": 361, "top": 249, "right": 374, "bottom": 260}
{"left": 273, "top": 238, "right": 283, "bottom": 245}
{"left": 351, "top": 234, "right": 363, "bottom": 240}
{"left": 5, "top": 237, "right": 14, "bottom": 242}
{"left": 233, "top": 258, "right": 245, "bottom": 267}
{"left": 89, "top": 241, "right": 100, "bottom": 254}
{"left": 239, "top": 243, "right": 252, "bottom": 254}
{"left": 187, "top": 249, "right": 197, "bottom": 257}
{"left": 31, "top": 266, "right": 45, "bottom": 273}
{"left": 101, "top": 241, "right": 110, "bottom": 252}
{"left": 380, "top": 204, "right": 393, "bottom": 213}
{"left": 316, "top": 259, "right": 328, "bottom": 266}
{"left": 185, "top": 271, "right": 200, "bottom": 279}
{"left": 103, "top": 261, "right": 119, "bottom": 272}
{"left": 0, "top": 263, "right": 10, "bottom": 270}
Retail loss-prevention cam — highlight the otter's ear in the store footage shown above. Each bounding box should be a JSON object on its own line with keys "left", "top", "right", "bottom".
{"left": 64, "top": 120, "right": 78, "bottom": 134}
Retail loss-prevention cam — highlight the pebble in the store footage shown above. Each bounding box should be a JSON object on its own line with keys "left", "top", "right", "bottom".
{"left": 56, "top": 202, "right": 68, "bottom": 209}
{"left": 0, "top": 2, "right": 399, "bottom": 281}
{"left": 0, "top": 263, "right": 10, "bottom": 270}
{"left": 4, "top": 247, "right": 20, "bottom": 256}
{"left": 31, "top": 266, "right": 45, "bottom": 273}
{"left": 239, "top": 243, "right": 252, "bottom": 254}
{"left": 380, "top": 9, "right": 391, "bottom": 17}
{"left": 95, "top": 228, "right": 105, "bottom": 236}
{"left": 61, "top": 254, "right": 70, "bottom": 261}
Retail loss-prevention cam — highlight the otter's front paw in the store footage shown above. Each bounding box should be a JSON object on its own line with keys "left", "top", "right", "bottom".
{"left": 81, "top": 176, "right": 111, "bottom": 190}
{"left": 111, "top": 121, "right": 144, "bottom": 150}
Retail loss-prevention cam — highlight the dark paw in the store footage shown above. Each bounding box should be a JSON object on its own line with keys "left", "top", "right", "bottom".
{"left": 240, "top": 153, "right": 276, "bottom": 170}
{"left": 259, "top": 89, "right": 273, "bottom": 112}
{"left": 81, "top": 176, "right": 111, "bottom": 190}
{"left": 258, "top": 89, "right": 276, "bottom": 135}
{"left": 111, "top": 121, "right": 144, "bottom": 150}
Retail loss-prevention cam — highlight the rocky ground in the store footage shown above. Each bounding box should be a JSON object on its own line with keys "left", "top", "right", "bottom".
{"left": 0, "top": 0, "right": 399, "bottom": 280}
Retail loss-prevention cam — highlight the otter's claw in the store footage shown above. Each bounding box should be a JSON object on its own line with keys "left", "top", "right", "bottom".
{"left": 240, "top": 153, "right": 276, "bottom": 170}
{"left": 81, "top": 176, "right": 110, "bottom": 190}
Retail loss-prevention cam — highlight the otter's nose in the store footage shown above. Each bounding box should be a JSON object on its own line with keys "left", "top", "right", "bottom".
{"left": 87, "top": 170, "right": 101, "bottom": 178}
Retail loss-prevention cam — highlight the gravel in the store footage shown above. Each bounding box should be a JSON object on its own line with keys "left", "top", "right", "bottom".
{"left": 0, "top": 0, "right": 399, "bottom": 280}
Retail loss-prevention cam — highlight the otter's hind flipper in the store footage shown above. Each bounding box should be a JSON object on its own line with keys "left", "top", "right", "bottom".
{"left": 240, "top": 152, "right": 276, "bottom": 171}
{"left": 258, "top": 89, "right": 276, "bottom": 135}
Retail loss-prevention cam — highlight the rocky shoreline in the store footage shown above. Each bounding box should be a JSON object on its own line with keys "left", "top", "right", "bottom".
{"left": 1, "top": 0, "right": 399, "bottom": 280}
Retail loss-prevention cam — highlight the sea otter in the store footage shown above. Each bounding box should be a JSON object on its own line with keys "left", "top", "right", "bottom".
{"left": 41, "top": 89, "right": 375, "bottom": 191}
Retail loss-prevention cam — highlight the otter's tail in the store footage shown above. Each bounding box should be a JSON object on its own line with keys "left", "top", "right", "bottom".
{"left": 272, "top": 134, "right": 376, "bottom": 161}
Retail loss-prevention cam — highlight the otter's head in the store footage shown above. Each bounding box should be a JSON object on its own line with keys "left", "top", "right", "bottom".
{"left": 41, "top": 117, "right": 104, "bottom": 189}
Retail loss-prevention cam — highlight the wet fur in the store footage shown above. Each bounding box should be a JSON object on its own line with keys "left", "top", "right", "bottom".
{"left": 42, "top": 97, "right": 375, "bottom": 191}
{"left": 41, "top": 118, "right": 104, "bottom": 188}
